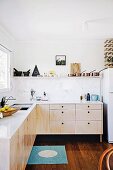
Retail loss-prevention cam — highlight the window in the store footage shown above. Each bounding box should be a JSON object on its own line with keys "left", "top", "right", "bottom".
{"left": 0, "top": 46, "right": 10, "bottom": 91}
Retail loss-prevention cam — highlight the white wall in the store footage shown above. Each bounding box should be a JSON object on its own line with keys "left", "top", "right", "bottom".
{"left": 14, "top": 39, "right": 104, "bottom": 76}
{"left": 11, "top": 38, "right": 104, "bottom": 102}
{"left": 0, "top": 23, "right": 105, "bottom": 103}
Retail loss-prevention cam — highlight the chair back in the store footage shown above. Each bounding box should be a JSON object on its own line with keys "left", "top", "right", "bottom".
{"left": 98, "top": 147, "right": 113, "bottom": 170}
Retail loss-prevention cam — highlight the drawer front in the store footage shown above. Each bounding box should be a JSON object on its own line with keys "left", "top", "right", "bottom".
{"left": 50, "top": 121, "right": 75, "bottom": 134}
{"left": 61, "top": 121, "right": 75, "bottom": 134}
{"left": 76, "top": 109, "right": 102, "bottom": 120}
{"left": 50, "top": 110, "right": 62, "bottom": 121}
{"left": 50, "top": 104, "right": 75, "bottom": 110}
{"left": 76, "top": 121, "right": 102, "bottom": 134}
{"left": 50, "top": 121, "right": 61, "bottom": 134}
{"left": 50, "top": 110, "right": 75, "bottom": 121}
{"left": 76, "top": 104, "right": 102, "bottom": 110}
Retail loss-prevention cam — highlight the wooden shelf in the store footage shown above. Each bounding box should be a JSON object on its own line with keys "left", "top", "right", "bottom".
{"left": 13, "top": 76, "right": 102, "bottom": 79}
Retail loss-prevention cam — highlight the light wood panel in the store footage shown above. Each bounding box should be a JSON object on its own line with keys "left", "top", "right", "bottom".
{"left": 76, "top": 109, "right": 102, "bottom": 120}
{"left": 10, "top": 106, "right": 37, "bottom": 170}
{"left": 61, "top": 121, "right": 75, "bottom": 134}
{"left": 10, "top": 130, "right": 19, "bottom": 170}
{"left": 76, "top": 104, "right": 102, "bottom": 110}
{"left": 76, "top": 121, "right": 102, "bottom": 134}
{"left": 50, "top": 109, "right": 75, "bottom": 121}
{"left": 36, "top": 105, "right": 50, "bottom": 134}
{"left": 50, "top": 121, "right": 62, "bottom": 134}
{"left": 50, "top": 104, "right": 75, "bottom": 110}
{"left": 75, "top": 104, "right": 103, "bottom": 140}
{"left": 18, "top": 120, "right": 26, "bottom": 170}
{"left": 49, "top": 104, "right": 76, "bottom": 134}
{"left": 50, "top": 121, "right": 75, "bottom": 134}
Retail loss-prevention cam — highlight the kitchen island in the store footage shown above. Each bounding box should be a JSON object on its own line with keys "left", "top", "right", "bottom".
{"left": 0, "top": 101, "right": 103, "bottom": 170}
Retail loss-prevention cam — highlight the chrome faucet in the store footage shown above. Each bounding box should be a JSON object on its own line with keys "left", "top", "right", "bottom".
{"left": 30, "top": 89, "right": 36, "bottom": 100}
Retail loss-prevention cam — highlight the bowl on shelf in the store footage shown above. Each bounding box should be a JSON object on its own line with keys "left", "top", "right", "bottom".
{"left": 23, "top": 69, "right": 30, "bottom": 76}
{"left": 91, "top": 94, "right": 99, "bottom": 101}
{"left": 13, "top": 68, "right": 22, "bottom": 76}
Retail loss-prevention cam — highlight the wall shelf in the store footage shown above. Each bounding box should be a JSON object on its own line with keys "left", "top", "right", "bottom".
{"left": 13, "top": 76, "right": 102, "bottom": 79}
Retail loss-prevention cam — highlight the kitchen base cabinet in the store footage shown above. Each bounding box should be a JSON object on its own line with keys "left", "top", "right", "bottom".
{"left": 10, "top": 107, "right": 37, "bottom": 170}
{"left": 76, "top": 104, "right": 103, "bottom": 142}
{"left": 49, "top": 104, "right": 76, "bottom": 134}
{"left": 0, "top": 102, "right": 103, "bottom": 170}
{"left": 35, "top": 103, "right": 103, "bottom": 142}
{"left": 36, "top": 105, "right": 50, "bottom": 134}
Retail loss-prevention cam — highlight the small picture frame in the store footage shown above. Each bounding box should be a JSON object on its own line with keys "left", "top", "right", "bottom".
{"left": 55, "top": 55, "right": 66, "bottom": 65}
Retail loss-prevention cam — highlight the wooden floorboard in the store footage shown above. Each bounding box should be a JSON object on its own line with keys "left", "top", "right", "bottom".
{"left": 25, "top": 135, "right": 113, "bottom": 170}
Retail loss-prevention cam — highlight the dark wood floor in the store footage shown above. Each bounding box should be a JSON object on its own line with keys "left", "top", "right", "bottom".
{"left": 26, "top": 135, "right": 113, "bottom": 170}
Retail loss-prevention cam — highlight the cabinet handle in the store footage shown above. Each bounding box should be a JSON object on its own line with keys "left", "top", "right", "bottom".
{"left": 88, "top": 111, "right": 90, "bottom": 113}
{"left": 62, "top": 111, "right": 64, "bottom": 113}
{"left": 62, "top": 122, "right": 64, "bottom": 125}
{"left": 88, "top": 122, "right": 90, "bottom": 124}
{"left": 88, "top": 105, "right": 90, "bottom": 108}
{"left": 62, "top": 106, "right": 64, "bottom": 108}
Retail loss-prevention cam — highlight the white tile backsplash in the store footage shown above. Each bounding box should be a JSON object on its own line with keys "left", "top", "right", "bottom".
{"left": 12, "top": 77, "right": 101, "bottom": 102}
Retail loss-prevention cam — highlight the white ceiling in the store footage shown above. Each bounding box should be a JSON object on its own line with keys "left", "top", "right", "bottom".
{"left": 0, "top": 0, "right": 113, "bottom": 41}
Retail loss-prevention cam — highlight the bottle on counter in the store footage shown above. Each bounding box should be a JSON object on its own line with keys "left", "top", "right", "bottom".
{"left": 80, "top": 95, "right": 83, "bottom": 101}
{"left": 41, "top": 92, "right": 48, "bottom": 101}
{"left": 87, "top": 93, "right": 90, "bottom": 101}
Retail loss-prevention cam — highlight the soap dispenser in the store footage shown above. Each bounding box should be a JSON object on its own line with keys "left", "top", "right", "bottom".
{"left": 42, "top": 92, "right": 48, "bottom": 101}
{"left": 87, "top": 93, "right": 90, "bottom": 101}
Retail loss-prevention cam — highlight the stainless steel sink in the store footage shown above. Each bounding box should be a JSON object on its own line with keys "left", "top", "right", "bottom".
{"left": 20, "top": 107, "right": 29, "bottom": 110}
{"left": 12, "top": 103, "right": 32, "bottom": 110}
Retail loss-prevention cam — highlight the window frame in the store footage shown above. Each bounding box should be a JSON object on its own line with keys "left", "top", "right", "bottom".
{"left": 0, "top": 46, "right": 10, "bottom": 92}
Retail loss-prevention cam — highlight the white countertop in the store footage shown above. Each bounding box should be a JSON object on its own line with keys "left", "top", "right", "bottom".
{"left": 0, "top": 103, "right": 36, "bottom": 139}
{"left": 0, "top": 100, "right": 103, "bottom": 139}
{"left": 36, "top": 100, "right": 102, "bottom": 104}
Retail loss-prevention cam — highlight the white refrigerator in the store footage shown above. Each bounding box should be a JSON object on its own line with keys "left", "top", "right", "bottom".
{"left": 103, "top": 68, "right": 113, "bottom": 143}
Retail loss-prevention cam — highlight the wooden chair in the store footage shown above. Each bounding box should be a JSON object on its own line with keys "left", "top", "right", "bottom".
{"left": 98, "top": 147, "right": 113, "bottom": 170}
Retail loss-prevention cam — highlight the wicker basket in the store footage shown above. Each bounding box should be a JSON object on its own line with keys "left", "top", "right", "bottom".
{"left": 1, "top": 108, "right": 19, "bottom": 117}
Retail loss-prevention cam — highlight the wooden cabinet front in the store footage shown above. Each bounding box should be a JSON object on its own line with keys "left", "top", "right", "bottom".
{"left": 49, "top": 104, "right": 76, "bottom": 134}
{"left": 10, "top": 107, "right": 37, "bottom": 170}
{"left": 75, "top": 104, "right": 103, "bottom": 135}
{"left": 36, "top": 105, "right": 50, "bottom": 134}
{"left": 50, "top": 109, "right": 75, "bottom": 121}
{"left": 75, "top": 121, "right": 102, "bottom": 134}
{"left": 50, "top": 121, "right": 75, "bottom": 134}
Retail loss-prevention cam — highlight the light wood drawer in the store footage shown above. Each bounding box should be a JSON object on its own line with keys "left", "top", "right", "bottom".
{"left": 50, "top": 121, "right": 61, "bottom": 134}
{"left": 50, "top": 109, "right": 75, "bottom": 121}
{"left": 76, "top": 104, "right": 102, "bottom": 110}
{"left": 50, "top": 121, "right": 75, "bottom": 134}
{"left": 76, "top": 121, "right": 102, "bottom": 134}
{"left": 50, "top": 104, "right": 75, "bottom": 110}
{"left": 61, "top": 121, "right": 75, "bottom": 134}
{"left": 76, "top": 109, "right": 102, "bottom": 120}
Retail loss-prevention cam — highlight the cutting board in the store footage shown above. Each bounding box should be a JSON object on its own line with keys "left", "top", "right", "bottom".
{"left": 70, "top": 63, "right": 81, "bottom": 75}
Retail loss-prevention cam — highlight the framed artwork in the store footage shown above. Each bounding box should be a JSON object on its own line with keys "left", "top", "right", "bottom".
{"left": 55, "top": 55, "right": 66, "bottom": 65}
